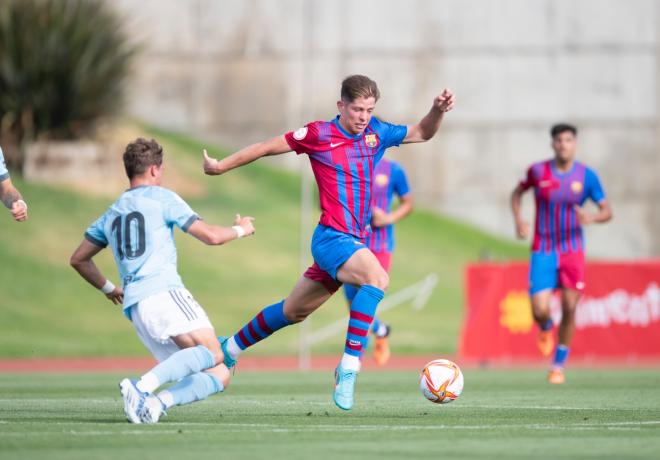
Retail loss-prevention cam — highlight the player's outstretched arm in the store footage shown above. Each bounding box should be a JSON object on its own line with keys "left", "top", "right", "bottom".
{"left": 510, "top": 185, "right": 530, "bottom": 239}
{"left": 70, "top": 240, "right": 124, "bottom": 304}
{"left": 403, "top": 89, "right": 455, "bottom": 144}
{"left": 187, "top": 214, "right": 255, "bottom": 245}
{"left": 0, "top": 178, "right": 28, "bottom": 222}
{"left": 203, "top": 135, "right": 291, "bottom": 176}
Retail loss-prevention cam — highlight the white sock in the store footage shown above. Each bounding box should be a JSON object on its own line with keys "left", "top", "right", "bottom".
{"left": 136, "top": 371, "right": 160, "bottom": 393}
{"left": 225, "top": 336, "right": 242, "bottom": 359}
{"left": 340, "top": 353, "right": 361, "bottom": 372}
{"left": 157, "top": 390, "right": 175, "bottom": 409}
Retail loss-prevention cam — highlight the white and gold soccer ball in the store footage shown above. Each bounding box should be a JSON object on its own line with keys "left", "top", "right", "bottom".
{"left": 419, "top": 359, "right": 464, "bottom": 404}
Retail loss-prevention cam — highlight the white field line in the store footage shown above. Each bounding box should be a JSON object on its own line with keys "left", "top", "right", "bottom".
{"left": 0, "top": 399, "right": 655, "bottom": 411}
{"left": 0, "top": 420, "right": 658, "bottom": 436}
{"left": 303, "top": 273, "right": 438, "bottom": 346}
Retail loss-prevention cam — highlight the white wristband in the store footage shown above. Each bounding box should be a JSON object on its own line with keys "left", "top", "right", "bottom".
{"left": 232, "top": 225, "right": 246, "bottom": 238}
{"left": 101, "top": 280, "right": 116, "bottom": 294}
{"left": 15, "top": 199, "right": 27, "bottom": 210}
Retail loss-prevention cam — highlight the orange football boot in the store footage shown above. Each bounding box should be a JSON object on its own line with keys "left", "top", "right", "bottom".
{"left": 373, "top": 336, "right": 391, "bottom": 366}
{"left": 373, "top": 324, "right": 391, "bottom": 366}
{"left": 537, "top": 330, "right": 554, "bottom": 357}
{"left": 548, "top": 368, "right": 565, "bottom": 384}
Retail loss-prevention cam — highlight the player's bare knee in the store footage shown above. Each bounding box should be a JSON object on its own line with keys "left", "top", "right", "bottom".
{"left": 211, "top": 349, "right": 225, "bottom": 367}
{"left": 366, "top": 270, "right": 389, "bottom": 291}
{"left": 206, "top": 364, "right": 231, "bottom": 389}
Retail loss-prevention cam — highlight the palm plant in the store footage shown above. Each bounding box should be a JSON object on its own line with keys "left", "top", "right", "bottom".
{"left": 0, "top": 0, "right": 137, "bottom": 166}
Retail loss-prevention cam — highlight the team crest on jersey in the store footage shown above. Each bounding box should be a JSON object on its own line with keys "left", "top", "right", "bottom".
{"left": 364, "top": 134, "right": 378, "bottom": 148}
{"left": 293, "top": 127, "right": 308, "bottom": 140}
{"left": 375, "top": 173, "right": 389, "bottom": 186}
{"left": 571, "top": 181, "right": 583, "bottom": 194}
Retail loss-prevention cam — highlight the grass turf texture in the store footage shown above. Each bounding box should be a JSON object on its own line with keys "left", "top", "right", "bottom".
{"left": 0, "top": 369, "right": 659, "bottom": 460}
{"left": 0, "top": 124, "right": 527, "bottom": 358}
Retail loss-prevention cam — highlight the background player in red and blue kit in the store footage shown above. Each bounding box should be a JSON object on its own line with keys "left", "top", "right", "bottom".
{"left": 203, "top": 75, "right": 454, "bottom": 410}
{"left": 511, "top": 123, "right": 612, "bottom": 384}
{"left": 343, "top": 158, "right": 413, "bottom": 366}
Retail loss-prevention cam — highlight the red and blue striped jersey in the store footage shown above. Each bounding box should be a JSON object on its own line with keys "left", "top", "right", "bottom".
{"left": 520, "top": 160, "right": 606, "bottom": 254}
{"left": 285, "top": 116, "right": 407, "bottom": 238}
{"left": 364, "top": 159, "right": 410, "bottom": 253}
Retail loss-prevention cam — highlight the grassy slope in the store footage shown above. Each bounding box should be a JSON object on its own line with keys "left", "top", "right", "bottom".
{"left": 0, "top": 369, "right": 659, "bottom": 460}
{"left": 0, "top": 126, "right": 527, "bottom": 357}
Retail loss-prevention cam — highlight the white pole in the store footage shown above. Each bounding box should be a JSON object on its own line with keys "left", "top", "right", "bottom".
{"left": 298, "top": 0, "right": 314, "bottom": 370}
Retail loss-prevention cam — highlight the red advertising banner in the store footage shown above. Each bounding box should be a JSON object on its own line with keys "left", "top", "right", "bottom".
{"left": 460, "top": 261, "right": 660, "bottom": 363}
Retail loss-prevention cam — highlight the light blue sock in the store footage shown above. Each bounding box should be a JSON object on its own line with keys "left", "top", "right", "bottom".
{"left": 162, "top": 372, "right": 223, "bottom": 407}
{"left": 139, "top": 345, "right": 216, "bottom": 393}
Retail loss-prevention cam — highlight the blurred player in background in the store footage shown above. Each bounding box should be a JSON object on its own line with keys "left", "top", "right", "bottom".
{"left": 203, "top": 75, "right": 453, "bottom": 410}
{"left": 343, "top": 157, "right": 413, "bottom": 366}
{"left": 71, "top": 138, "right": 255, "bottom": 423}
{"left": 511, "top": 123, "right": 612, "bottom": 384}
{"left": 0, "top": 146, "right": 28, "bottom": 222}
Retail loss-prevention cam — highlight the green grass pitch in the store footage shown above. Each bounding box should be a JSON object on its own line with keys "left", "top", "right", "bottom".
{"left": 1, "top": 368, "right": 658, "bottom": 459}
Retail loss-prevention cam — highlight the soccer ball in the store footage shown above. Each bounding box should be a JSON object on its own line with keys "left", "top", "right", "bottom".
{"left": 419, "top": 359, "right": 464, "bottom": 404}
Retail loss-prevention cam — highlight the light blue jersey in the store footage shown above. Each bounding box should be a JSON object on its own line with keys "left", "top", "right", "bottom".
{"left": 0, "top": 146, "right": 9, "bottom": 182}
{"left": 85, "top": 185, "right": 199, "bottom": 316}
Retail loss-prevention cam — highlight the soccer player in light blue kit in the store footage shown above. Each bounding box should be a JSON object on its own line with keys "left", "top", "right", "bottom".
{"left": 70, "top": 138, "right": 255, "bottom": 424}
{"left": 0, "top": 146, "right": 28, "bottom": 222}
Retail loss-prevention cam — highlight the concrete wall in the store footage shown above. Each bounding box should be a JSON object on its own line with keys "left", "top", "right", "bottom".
{"left": 112, "top": 0, "right": 660, "bottom": 257}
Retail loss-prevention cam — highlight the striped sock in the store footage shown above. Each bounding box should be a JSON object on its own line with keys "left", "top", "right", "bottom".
{"left": 344, "top": 284, "right": 359, "bottom": 303}
{"left": 341, "top": 285, "right": 384, "bottom": 370}
{"left": 231, "top": 300, "right": 290, "bottom": 354}
{"left": 553, "top": 345, "right": 570, "bottom": 369}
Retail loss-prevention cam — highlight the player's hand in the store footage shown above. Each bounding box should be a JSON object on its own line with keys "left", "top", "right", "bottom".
{"left": 433, "top": 89, "right": 455, "bottom": 113}
{"left": 371, "top": 207, "right": 391, "bottom": 228}
{"left": 234, "top": 213, "right": 256, "bottom": 236}
{"left": 11, "top": 200, "right": 27, "bottom": 222}
{"left": 203, "top": 149, "right": 220, "bottom": 175}
{"left": 574, "top": 205, "right": 594, "bottom": 225}
{"left": 105, "top": 286, "right": 124, "bottom": 305}
{"left": 515, "top": 220, "right": 530, "bottom": 239}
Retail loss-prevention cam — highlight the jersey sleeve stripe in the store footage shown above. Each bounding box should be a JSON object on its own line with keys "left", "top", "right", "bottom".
{"left": 84, "top": 232, "right": 108, "bottom": 248}
{"left": 181, "top": 215, "right": 200, "bottom": 232}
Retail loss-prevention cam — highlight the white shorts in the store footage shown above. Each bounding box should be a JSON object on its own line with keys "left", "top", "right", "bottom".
{"left": 131, "top": 288, "right": 214, "bottom": 362}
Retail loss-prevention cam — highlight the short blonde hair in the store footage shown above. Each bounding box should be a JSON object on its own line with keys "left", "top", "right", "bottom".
{"left": 341, "top": 75, "right": 380, "bottom": 102}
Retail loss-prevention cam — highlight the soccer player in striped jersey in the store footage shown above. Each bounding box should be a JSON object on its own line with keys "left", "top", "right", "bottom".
{"left": 203, "top": 75, "right": 453, "bottom": 410}
{"left": 343, "top": 158, "right": 413, "bottom": 366}
{"left": 0, "top": 146, "right": 28, "bottom": 222}
{"left": 71, "top": 138, "right": 255, "bottom": 423}
{"left": 511, "top": 123, "right": 612, "bottom": 384}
